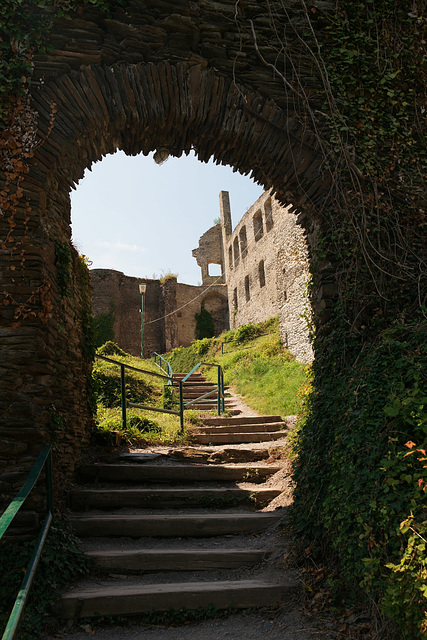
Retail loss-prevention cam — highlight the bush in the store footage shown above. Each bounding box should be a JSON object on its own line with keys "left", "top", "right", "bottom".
{"left": 195, "top": 306, "right": 215, "bottom": 339}
{"left": 291, "top": 316, "right": 427, "bottom": 638}
{"left": 97, "top": 341, "right": 128, "bottom": 357}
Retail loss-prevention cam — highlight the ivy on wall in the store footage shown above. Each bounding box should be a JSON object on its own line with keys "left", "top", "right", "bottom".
{"left": 0, "top": 0, "right": 124, "bottom": 328}
{"left": 272, "top": 1, "right": 427, "bottom": 635}
{"left": 195, "top": 305, "right": 215, "bottom": 340}
{"left": 94, "top": 303, "right": 115, "bottom": 348}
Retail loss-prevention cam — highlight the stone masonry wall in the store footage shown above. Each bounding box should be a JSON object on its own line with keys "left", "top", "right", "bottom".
{"left": 91, "top": 271, "right": 228, "bottom": 357}
{"left": 219, "top": 191, "right": 314, "bottom": 364}
{"left": 91, "top": 270, "right": 164, "bottom": 358}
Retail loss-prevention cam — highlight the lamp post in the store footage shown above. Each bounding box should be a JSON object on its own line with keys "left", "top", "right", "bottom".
{"left": 139, "top": 283, "right": 147, "bottom": 358}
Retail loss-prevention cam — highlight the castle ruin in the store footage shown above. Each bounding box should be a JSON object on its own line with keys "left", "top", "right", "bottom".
{"left": 92, "top": 190, "right": 313, "bottom": 363}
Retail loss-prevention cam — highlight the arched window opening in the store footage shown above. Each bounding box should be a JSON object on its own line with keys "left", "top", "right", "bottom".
{"left": 258, "top": 260, "right": 266, "bottom": 288}
{"left": 239, "top": 226, "right": 248, "bottom": 258}
{"left": 233, "top": 237, "right": 240, "bottom": 267}
{"left": 253, "top": 209, "right": 264, "bottom": 241}
{"left": 245, "top": 275, "right": 250, "bottom": 301}
{"left": 264, "top": 198, "right": 273, "bottom": 231}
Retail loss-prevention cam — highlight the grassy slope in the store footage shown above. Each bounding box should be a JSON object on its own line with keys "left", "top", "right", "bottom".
{"left": 165, "top": 317, "right": 310, "bottom": 417}
{"left": 93, "top": 319, "right": 310, "bottom": 443}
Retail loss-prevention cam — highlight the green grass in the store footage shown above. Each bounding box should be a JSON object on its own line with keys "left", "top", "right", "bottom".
{"left": 93, "top": 320, "right": 310, "bottom": 443}
{"left": 93, "top": 342, "right": 188, "bottom": 445}
{"left": 162, "top": 317, "right": 310, "bottom": 417}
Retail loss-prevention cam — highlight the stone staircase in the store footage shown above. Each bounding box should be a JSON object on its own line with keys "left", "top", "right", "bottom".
{"left": 172, "top": 372, "right": 233, "bottom": 411}
{"left": 191, "top": 415, "right": 289, "bottom": 445}
{"left": 57, "top": 413, "right": 298, "bottom": 622}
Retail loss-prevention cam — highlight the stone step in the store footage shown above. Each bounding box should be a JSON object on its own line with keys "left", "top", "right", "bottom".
{"left": 86, "top": 547, "right": 271, "bottom": 572}
{"left": 70, "top": 487, "right": 281, "bottom": 510}
{"left": 70, "top": 512, "right": 282, "bottom": 538}
{"left": 185, "top": 402, "right": 231, "bottom": 410}
{"left": 193, "top": 432, "right": 288, "bottom": 445}
{"left": 173, "top": 374, "right": 205, "bottom": 380}
{"left": 77, "top": 464, "right": 281, "bottom": 483}
{"left": 182, "top": 391, "right": 218, "bottom": 399}
{"left": 57, "top": 578, "right": 298, "bottom": 619}
{"left": 202, "top": 415, "right": 283, "bottom": 426}
{"left": 194, "top": 422, "right": 286, "bottom": 434}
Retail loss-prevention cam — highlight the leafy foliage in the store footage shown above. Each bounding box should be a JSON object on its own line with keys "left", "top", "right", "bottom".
{"left": 0, "top": 518, "right": 91, "bottom": 639}
{"left": 164, "top": 317, "right": 308, "bottom": 417}
{"left": 292, "top": 315, "right": 427, "bottom": 637}
{"left": 194, "top": 306, "right": 215, "bottom": 340}
{"left": 94, "top": 305, "right": 115, "bottom": 348}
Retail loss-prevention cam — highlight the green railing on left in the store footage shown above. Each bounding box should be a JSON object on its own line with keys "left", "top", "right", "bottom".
{"left": 0, "top": 445, "right": 53, "bottom": 640}
{"left": 96, "top": 354, "right": 185, "bottom": 432}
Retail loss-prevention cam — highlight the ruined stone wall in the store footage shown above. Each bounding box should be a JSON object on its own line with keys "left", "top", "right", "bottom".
{"left": 91, "top": 271, "right": 228, "bottom": 357}
{"left": 175, "top": 282, "right": 228, "bottom": 346}
{"left": 91, "top": 270, "right": 164, "bottom": 358}
{"left": 220, "top": 191, "right": 314, "bottom": 364}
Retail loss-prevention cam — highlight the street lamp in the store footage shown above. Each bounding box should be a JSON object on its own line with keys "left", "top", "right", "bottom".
{"left": 139, "top": 283, "right": 147, "bottom": 358}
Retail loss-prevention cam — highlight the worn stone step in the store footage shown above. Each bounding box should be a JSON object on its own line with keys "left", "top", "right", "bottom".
{"left": 185, "top": 402, "right": 231, "bottom": 410}
{"left": 70, "top": 512, "right": 282, "bottom": 538}
{"left": 193, "top": 432, "right": 288, "bottom": 444}
{"left": 194, "top": 422, "right": 286, "bottom": 434}
{"left": 70, "top": 487, "right": 281, "bottom": 510}
{"left": 57, "top": 578, "right": 298, "bottom": 619}
{"left": 173, "top": 374, "right": 205, "bottom": 380}
{"left": 77, "top": 464, "right": 281, "bottom": 483}
{"left": 203, "top": 415, "right": 283, "bottom": 426}
{"left": 87, "top": 548, "right": 271, "bottom": 572}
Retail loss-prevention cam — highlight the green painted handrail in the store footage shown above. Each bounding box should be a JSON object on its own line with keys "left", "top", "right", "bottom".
{"left": 153, "top": 352, "right": 173, "bottom": 379}
{"left": 0, "top": 445, "right": 52, "bottom": 541}
{"left": 95, "top": 354, "right": 183, "bottom": 431}
{"left": 181, "top": 362, "right": 225, "bottom": 415}
{"left": 0, "top": 445, "right": 53, "bottom": 640}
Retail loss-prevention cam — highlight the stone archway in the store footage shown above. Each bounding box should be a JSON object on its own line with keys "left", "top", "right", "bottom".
{"left": 0, "top": 3, "right": 335, "bottom": 515}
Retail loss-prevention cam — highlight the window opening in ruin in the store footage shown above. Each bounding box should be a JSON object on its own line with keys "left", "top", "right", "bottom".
{"left": 233, "top": 288, "right": 238, "bottom": 310}
{"left": 239, "top": 226, "right": 248, "bottom": 258}
{"left": 229, "top": 245, "right": 233, "bottom": 270}
{"left": 245, "top": 275, "right": 250, "bottom": 301}
{"left": 233, "top": 237, "right": 240, "bottom": 267}
{"left": 253, "top": 209, "right": 264, "bottom": 241}
{"left": 259, "top": 260, "right": 266, "bottom": 288}
{"left": 208, "top": 263, "right": 222, "bottom": 277}
{"left": 264, "top": 198, "right": 273, "bottom": 232}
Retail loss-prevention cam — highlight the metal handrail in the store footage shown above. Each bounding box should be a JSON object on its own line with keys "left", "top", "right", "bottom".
{"left": 0, "top": 445, "right": 53, "bottom": 640}
{"left": 181, "top": 361, "right": 225, "bottom": 414}
{"left": 95, "top": 354, "right": 184, "bottom": 432}
{"left": 153, "top": 352, "right": 173, "bottom": 380}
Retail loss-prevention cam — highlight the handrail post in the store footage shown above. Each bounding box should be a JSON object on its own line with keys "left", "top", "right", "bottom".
{"left": 221, "top": 369, "right": 225, "bottom": 413}
{"left": 217, "top": 365, "right": 221, "bottom": 416}
{"left": 179, "top": 380, "right": 184, "bottom": 433}
{"left": 120, "top": 364, "right": 126, "bottom": 431}
{"left": 45, "top": 449, "right": 53, "bottom": 514}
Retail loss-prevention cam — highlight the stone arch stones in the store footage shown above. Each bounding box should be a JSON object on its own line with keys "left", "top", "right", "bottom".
{"left": 0, "top": 0, "right": 334, "bottom": 517}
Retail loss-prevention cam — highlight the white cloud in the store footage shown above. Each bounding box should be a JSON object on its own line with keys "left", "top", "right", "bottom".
{"left": 95, "top": 240, "right": 144, "bottom": 253}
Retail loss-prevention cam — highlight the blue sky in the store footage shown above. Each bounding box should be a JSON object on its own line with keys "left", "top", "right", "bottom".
{"left": 71, "top": 150, "right": 263, "bottom": 285}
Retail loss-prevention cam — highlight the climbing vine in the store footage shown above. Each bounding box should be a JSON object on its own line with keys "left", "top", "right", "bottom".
{"left": 0, "top": 0, "right": 124, "bottom": 329}
{"left": 235, "top": 1, "right": 427, "bottom": 635}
